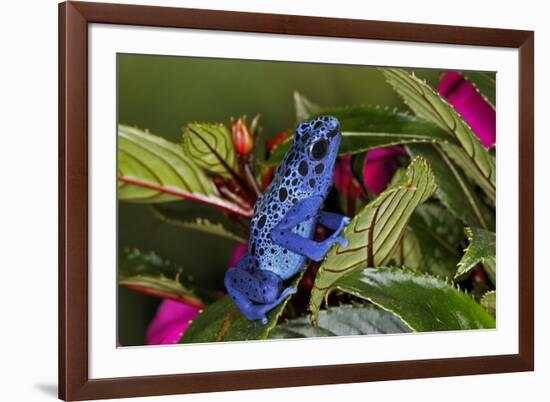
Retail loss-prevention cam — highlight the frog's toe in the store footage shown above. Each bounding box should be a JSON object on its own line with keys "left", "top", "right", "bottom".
{"left": 260, "top": 315, "right": 269, "bottom": 325}
{"left": 334, "top": 217, "right": 352, "bottom": 236}
{"left": 281, "top": 286, "right": 297, "bottom": 298}
{"left": 271, "top": 287, "right": 297, "bottom": 307}
{"left": 334, "top": 236, "right": 349, "bottom": 248}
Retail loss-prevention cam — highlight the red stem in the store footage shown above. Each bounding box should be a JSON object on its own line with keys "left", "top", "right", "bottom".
{"left": 118, "top": 176, "right": 253, "bottom": 218}
{"left": 121, "top": 284, "right": 205, "bottom": 308}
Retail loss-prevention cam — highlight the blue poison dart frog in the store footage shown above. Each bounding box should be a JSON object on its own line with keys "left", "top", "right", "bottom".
{"left": 224, "top": 116, "right": 350, "bottom": 324}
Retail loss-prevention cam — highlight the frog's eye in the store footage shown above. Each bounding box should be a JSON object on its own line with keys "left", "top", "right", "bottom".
{"left": 308, "top": 139, "right": 329, "bottom": 161}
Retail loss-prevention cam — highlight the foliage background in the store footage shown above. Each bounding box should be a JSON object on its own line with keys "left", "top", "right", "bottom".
{"left": 118, "top": 54, "right": 450, "bottom": 346}
{"left": 5, "top": 1, "right": 547, "bottom": 401}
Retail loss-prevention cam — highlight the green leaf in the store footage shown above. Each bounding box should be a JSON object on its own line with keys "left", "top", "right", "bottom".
{"left": 350, "top": 152, "right": 369, "bottom": 195}
{"left": 408, "top": 144, "right": 495, "bottom": 230}
{"left": 181, "top": 273, "right": 303, "bottom": 343}
{"left": 382, "top": 68, "right": 496, "bottom": 202}
{"left": 441, "top": 143, "right": 496, "bottom": 202}
{"left": 392, "top": 204, "right": 463, "bottom": 278}
{"left": 463, "top": 71, "right": 496, "bottom": 107}
{"left": 269, "top": 304, "right": 411, "bottom": 339}
{"left": 294, "top": 91, "right": 322, "bottom": 122}
{"left": 118, "top": 125, "right": 253, "bottom": 217}
{"left": 480, "top": 290, "right": 496, "bottom": 317}
{"left": 152, "top": 203, "right": 248, "bottom": 244}
{"left": 265, "top": 105, "right": 454, "bottom": 166}
{"left": 118, "top": 248, "right": 203, "bottom": 306}
{"left": 118, "top": 125, "right": 219, "bottom": 201}
{"left": 336, "top": 267, "right": 496, "bottom": 331}
{"left": 391, "top": 226, "right": 424, "bottom": 271}
{"left": 309, "top": 157, "right": 437, "bottom": 322}
{"left": 181, "top": 123, "right": 238, "bottom": 178}
{"left": 409, "top": 204, "right": 463, "bottom": 277}
{"left": 455, "top": 227, "right": 496, "bottom": 284}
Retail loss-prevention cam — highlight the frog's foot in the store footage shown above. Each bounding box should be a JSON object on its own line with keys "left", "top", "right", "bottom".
{"left": 254, "top": 286, "right": 297, "bottom": 324}
{"left": 336, "top": 216, "right": 352, "bottom": 235}
{"left": 224, "top": 266, "right": 295, "bottom": 324}
{"left": 330, "top": 215, "right": 351, "bottom": 238}
{"left": 318, "top": 211, "right": 351, "bottom": 237}
{"left": 322, "top": 234, "right": 349, "bottom": 251}
{"left": 225, "top": 284, "right": 296, "bottom": 325}
{"left": 307, "top": 235, "right": 349, "bottom": 261}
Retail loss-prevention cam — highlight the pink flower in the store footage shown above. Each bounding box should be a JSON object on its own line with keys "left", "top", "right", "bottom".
{"left": 229, "top": 243, "right": 248, "bottom": 267}
{"left": 146, "top": 242, "right": 249, "bottom": 346}
{"left": 363, "top": 147, "right": 406, "bottom": 195}
{"left": 334, "top": 147, "right": 405, "bottom": 200}
{"left": 146, "top": 242, "right": 248, "bottom": 346}
{"left": 438, "top": 71, "right": 496, "bottom": 148}
{"left": 146, "top": 299, "right": 201, "bottom": 345}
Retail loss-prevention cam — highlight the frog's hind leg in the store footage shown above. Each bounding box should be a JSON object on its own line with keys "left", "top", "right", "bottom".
{"left": 224, "top": 255, "right": 296, "bottom": 324}
{"left": 225, "top": 266, "right": 282, "bottom": 305}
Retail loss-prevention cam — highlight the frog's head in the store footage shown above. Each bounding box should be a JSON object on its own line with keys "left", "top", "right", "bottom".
{"left": 294, "top": 115, "right": 341, "bottom": 176}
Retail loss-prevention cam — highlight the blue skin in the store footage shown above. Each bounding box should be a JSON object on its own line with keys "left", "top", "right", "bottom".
{"left": 224, "top": 115, "right": 350, "bottom": 324}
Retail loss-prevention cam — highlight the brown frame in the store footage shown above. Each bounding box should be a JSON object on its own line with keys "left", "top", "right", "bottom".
{"left": 59, "top": 1, "right": 534, "bottom": 400}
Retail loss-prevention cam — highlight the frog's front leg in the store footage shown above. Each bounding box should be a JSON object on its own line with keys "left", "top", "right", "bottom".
{"left": 224, "top": 255, "right": 297, "bottom": 324}
{"left": 271, "top": 196, "right": 349, "bottom": 262}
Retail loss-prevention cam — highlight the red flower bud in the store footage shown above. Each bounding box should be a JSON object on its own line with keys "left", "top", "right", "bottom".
{"left": 232, "top": 118, "right": 254, "bottom": 156}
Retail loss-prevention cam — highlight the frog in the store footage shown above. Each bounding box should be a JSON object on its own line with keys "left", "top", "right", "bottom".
{"left": 224, "top": 115, "right": 350, "bottom": 324}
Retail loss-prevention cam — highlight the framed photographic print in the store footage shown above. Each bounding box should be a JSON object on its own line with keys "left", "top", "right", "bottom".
{"left": 59, "top": 1, "right": 534, "bottom": 400}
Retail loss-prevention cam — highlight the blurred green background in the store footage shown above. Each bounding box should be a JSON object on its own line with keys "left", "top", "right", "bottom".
{"left": 117, "top": 54, "right": 442, "bottom": 346}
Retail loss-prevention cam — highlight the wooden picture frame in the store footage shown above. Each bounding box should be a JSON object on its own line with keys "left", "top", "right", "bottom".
{"left": 59, "top": 1, "right": 534, "bottom": 400}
